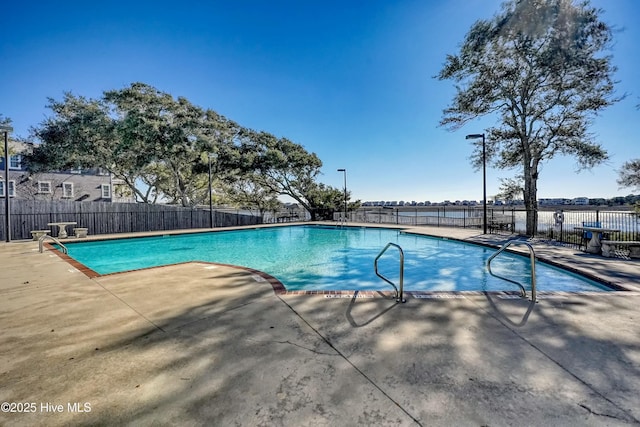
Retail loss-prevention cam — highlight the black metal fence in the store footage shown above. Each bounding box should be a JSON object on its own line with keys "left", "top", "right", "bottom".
{"left": 340, "top": 206, "right": 640, "bottom": 248}
{"left": 532, "top": 208, "right": 640, "bottom": 245}
{"left": 3, "top": 200, "right": 638, "bottom": 247}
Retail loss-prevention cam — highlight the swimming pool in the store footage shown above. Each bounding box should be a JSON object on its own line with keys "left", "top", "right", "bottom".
{"left": 59, "top": 225, "right": 611, "bottom": 293}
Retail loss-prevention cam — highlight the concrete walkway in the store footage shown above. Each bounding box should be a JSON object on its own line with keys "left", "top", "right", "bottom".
{"left": 1, "top": 225, "right": 639, "bottom": 426}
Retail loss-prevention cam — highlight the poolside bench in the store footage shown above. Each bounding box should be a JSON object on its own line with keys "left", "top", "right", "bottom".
{"left": 601, "top": 240, "right": 640, "bottom": 259}
{"left": 489, "top": 216, "right": 513, "bottom": 233}
{"left": 73, "top": 227, "right": 89, "bottom": 238}
{"left": 30, "top": 230, "right": 51, "bottom": 241}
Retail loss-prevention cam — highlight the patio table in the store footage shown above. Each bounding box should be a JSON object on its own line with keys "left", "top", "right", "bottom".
{"left": 573, "top": 226, "right": 620, "bottom": 254}
{"left": 47, "top": 222, "right": 78, "bottom": 239}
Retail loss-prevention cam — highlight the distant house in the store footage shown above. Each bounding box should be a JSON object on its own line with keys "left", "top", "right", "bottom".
{"left": 573, "top": 197, "right": 589, "bottom": 205}
{"left": 1, "top": 140, "right": 134, "bottom": 203}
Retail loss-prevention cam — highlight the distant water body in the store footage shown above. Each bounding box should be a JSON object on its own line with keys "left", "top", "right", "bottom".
{"left": 390, "top": 208, "right": 638, "bottom": 233}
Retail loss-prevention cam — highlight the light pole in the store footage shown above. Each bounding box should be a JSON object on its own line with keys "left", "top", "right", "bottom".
{"left": 208, "top": 153, "right": 217, "bottom": 228}
{"left": 465, "top": 133, "right": 487, "bottom": 234}
{"left": 337, "top": 168, "right": 347, "bottom": 223}
{"left": 1, "top": 125, "right": 14, "bottom": 242}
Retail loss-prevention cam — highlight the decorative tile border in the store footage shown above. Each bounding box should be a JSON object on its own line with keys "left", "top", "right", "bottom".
{"left": 44, "top": 242, "right": 101, "bottom": 278}
{"left": 275, "top": 289, "right": 638, "bottom": 299}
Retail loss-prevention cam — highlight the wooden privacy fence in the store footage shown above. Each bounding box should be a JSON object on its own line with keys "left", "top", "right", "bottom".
{"left": 0, "top": 200, "right": 262, "bottom": 240}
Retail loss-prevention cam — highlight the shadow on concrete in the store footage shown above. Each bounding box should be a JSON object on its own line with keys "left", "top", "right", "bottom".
{"left": 482, "top": 291, "right": 536, "bottom": 327}
{"left": 345, "top": 291, "right": 400, "bottom": 328}
{"left": 2, "top": 253, "right": 640, "bottom": 426}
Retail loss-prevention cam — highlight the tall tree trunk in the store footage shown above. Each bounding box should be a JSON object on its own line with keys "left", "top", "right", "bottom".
{"left": 523, "top": 158, "right": 538, "bottom": 237}
{"left": 283, "top": 192, "right": 315, "bottom": 221}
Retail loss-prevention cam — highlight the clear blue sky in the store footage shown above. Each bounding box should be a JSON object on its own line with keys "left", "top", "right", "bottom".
{"left": 2, "top": 0, "right": 639, "bottom": 203}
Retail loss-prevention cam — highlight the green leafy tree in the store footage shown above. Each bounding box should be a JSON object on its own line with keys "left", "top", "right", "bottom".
{"left": 617, "top": 159, "right": 640, "bottom": 213}
{"left": 104, "top": 83, "right": 222, "bottom": 207}
{"left": 27, "top": 83, "right": 336, "bottom": 213}
{"left": 437, "top": 0, "right": 620, "bottom": 235}
{"left": 27, "top": 92, "right": 159, "bottom": 202}
{"left": 28, "top": 84, "right": 236, "bottom": 205}
{"left": 32, "top": 94, "right": 117, "bottom": 170}
{"left": 495, "top": 176, "right": 524, "bottom": 203}
{"left": 221, "top": 177, "right": 282, "bottom": 217}
{"left": 306, "top": 183, "right": 351, "bottom": 220}
{"left": 214, "top": 128, "right": 282, "bottom": 214}
{"left": 236, "top": 130, "right": 327, "bottom": 220}
{"left": 617, "top": 159, "right": 640, "bottom": 190}
{"left": 0, "top": 114, "right": 10, "bottom": 127}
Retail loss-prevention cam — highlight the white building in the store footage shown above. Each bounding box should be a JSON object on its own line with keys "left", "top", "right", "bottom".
{"left": 573, "top": 197, "right": 589, "bottom": 205}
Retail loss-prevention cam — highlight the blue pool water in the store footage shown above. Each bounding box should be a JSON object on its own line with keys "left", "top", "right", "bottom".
{"left": 62, "top": 225, "right": 611, "bottom": 292}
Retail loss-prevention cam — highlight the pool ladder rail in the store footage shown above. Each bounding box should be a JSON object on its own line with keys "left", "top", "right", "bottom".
{"left": 487, "top": 239, "right": 537, "bottom": 302}
{"left": 39, "top": 234, "right": 68, "bottom": 254}
{"left": 374, "top": 242, "right": 406, "bottom": 303}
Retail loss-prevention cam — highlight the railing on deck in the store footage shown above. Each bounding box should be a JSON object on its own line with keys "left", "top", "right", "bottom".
{"left": 335, "top": 206, "right": 639, "bottom": 248}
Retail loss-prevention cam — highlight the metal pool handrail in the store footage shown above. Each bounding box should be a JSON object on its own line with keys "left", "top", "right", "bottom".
{"left": 487, "top": 239, "right": 537, "bottom": 301}
{"left": 39, "top": 234, "right": 68, "bottom": 254}
{"left": 374, "top": 242, "right": 406, "bottom": 303}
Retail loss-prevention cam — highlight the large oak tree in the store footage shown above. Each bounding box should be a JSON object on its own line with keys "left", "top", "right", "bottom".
{"left": 29, "top": 84, "right": 239, "bottom": 205}
{"left": 438, "top": 0, "right": 621, "bottom": 235}
{"left": 232, "top": 130, "right": 344, "bottom": 220}
{"left": 27, "top": 83, "right": 343, "bottom": 217}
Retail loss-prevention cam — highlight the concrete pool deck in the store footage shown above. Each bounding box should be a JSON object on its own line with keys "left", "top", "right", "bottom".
{"left": 0, "top": 223, "right": 639, "bottom": 426}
